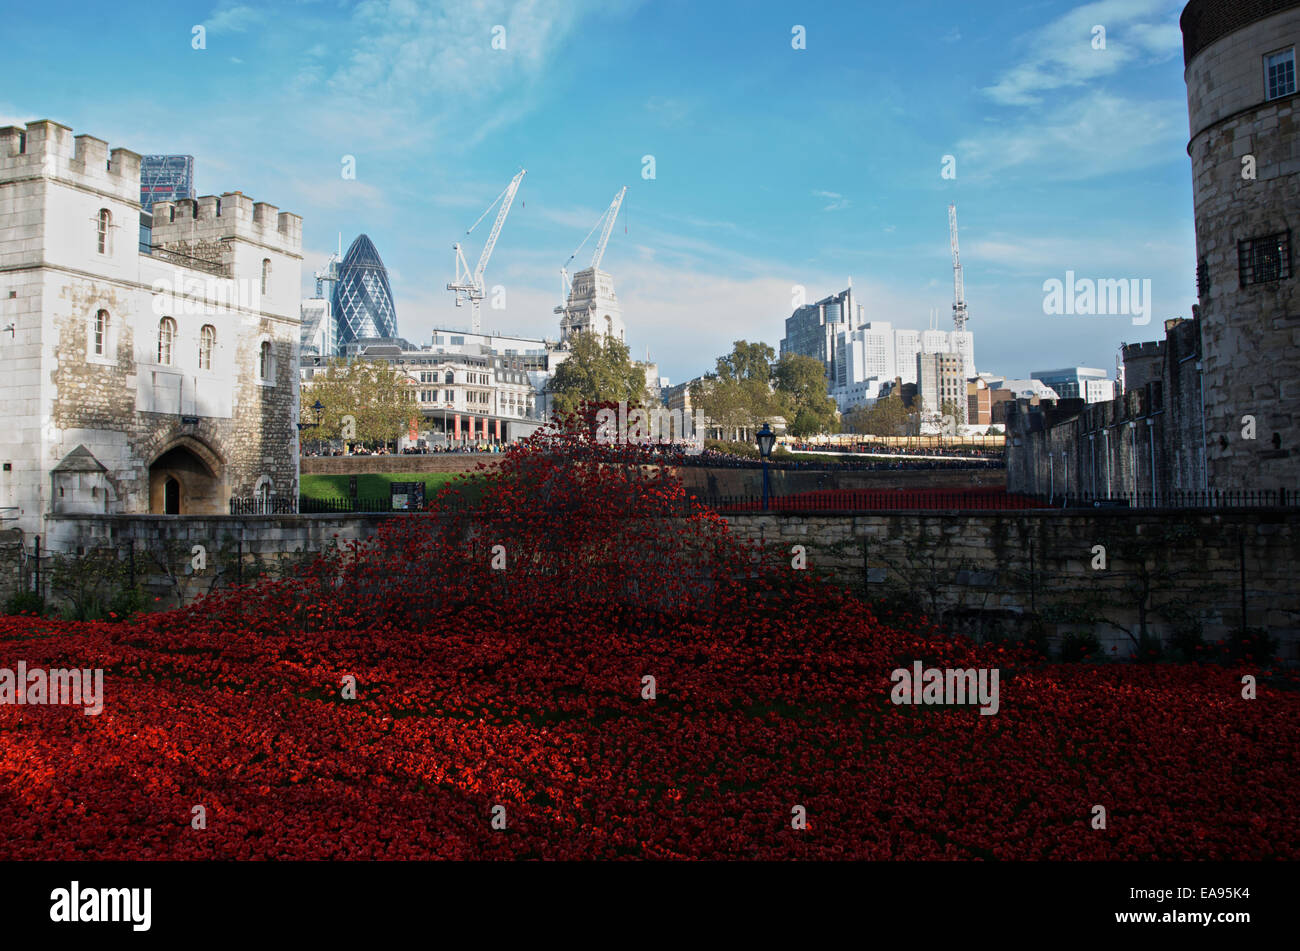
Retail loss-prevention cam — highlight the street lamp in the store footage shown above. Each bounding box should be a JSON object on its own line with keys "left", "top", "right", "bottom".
{"left": 297, "top": 399, "right": 325, "bottom": 454}
{"left": 756, "top": 422, "right": 776, "bottom": 510}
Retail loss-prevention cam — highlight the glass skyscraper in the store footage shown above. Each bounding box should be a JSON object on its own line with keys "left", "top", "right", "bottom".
{"left": 332, "top": 234, "right": 399, "bottom": 345}
{"left": 139, "top": 155, "right": 195, "bottom": 210}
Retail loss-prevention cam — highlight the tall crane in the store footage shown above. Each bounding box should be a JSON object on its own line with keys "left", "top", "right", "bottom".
{"left": 948, "top": 202, "right": 968, "bottom": 334}
{"left": 554, "top": 186, "right": 627, "bottom": 312}
{"left": 448, "top": 169, "right": 526, "bottom": 334}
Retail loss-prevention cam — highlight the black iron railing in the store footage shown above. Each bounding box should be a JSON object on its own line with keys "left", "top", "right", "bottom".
{"left": 226, "top": 487, "right": 1300, "bottom": 517}
{"left": 1044, "top": 489, "right": 1297, "bottom": 509}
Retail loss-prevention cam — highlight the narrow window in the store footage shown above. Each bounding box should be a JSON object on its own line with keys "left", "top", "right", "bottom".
{"left": 259, "top": 340, "right": 273, "bottom": 382}
{"left": 158, "top": 317, "right": 176, "bottom": 365}
{"left": 199, "top": 324, "right": 215, "bottom": 370}
{"left": 261, "top": 259, "right": 271, "bottom": 296}
{"left": 97, "top": 209, "right": 112, "bottom": 254}
{"left": 93, "top": 309, "right": 108, "bottom": 356}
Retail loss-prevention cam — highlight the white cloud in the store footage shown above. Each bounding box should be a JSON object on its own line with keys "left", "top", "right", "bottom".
{"left": 813, "top": 189, "right": 850, "bottom": 211}
{"left": 646, "top": 96, "right": 689, "bottom": 125}
{"left": 204, "top": 4, "right": 262, "bottom": 34}
{"left": 983, "top": 0, "right": 1183, "bottom": 106}
{"left": 956, "top": 90, "right": 1185, "bottom": 181}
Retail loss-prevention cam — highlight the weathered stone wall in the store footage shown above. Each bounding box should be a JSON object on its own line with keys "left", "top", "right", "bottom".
{"left": 18, "top": 509, "right": 1297, "bottom": 666}
{"left": 725, "top": 508, "right": 1300, "bottom": 660}
{"left": 1184, "top": 0, "right": 1300, "bottom": 490}
{"left": 1008, "top": 317, "right": 1209, "bottom": 499}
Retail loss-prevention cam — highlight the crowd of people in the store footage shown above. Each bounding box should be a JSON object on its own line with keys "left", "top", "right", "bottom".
{"left": 678, "top": 450, "right": 1004, "bottom": 472}
{"left": 787, "top": 440, "right": 1004, "bottom": 460}
{"left": 301, "top": 443, "right": 508, "bottom": 457}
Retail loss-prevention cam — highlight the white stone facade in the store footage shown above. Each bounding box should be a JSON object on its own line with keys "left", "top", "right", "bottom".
{"left": 558, "top": 266, "right": 626, "bottom": 345}
{"left": 0, "top": 120, "right": 302, "bottom": 536}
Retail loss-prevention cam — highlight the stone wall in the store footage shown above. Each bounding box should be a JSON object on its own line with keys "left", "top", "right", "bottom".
{"left": 14, "top": 508, "right": 1297, "bottom": 665}
{"left": 725, "top": 508, "right": 1300, "bottom": 660}
{"left": 1007, "top": 316, "right": 1209, "bottom": 499}
{"left": 1183, "top": 0, "right": 1300, "bottom": 490}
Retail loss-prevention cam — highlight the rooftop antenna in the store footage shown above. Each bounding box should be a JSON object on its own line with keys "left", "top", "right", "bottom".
{"left": 948, "top": 203, "right": 969, "bottom": 335}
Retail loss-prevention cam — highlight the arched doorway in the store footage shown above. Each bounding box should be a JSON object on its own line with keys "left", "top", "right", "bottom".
{"left": 148, "top": 439, "right": 225, "bottom": 514}
{"left": 163, "top": 477, "right": 180, "bottom": 514}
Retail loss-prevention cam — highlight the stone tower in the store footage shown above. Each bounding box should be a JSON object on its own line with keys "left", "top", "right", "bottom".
{"left": 0, "top": 119, "right": 302, "bottom": 536}
{"left": 558, "top": 266, "right": 626, "bottom": 346}
{"left": 1181, "top": 0, "right": 1300, "bottom": 490}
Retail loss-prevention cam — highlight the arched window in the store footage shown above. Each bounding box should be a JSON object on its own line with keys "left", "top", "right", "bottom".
{"left": 199, "top": 325, "right": 215, "bottom": 370}
{"left": 92, "top": 309, "right": 109, "bottom": 356}
{"left": 444, "top": 370, "right": 454, "bottom": 384}
{"left": 158, "top": 317, "right": 176, "bottom": 365}
{"left": 259, "top": 340, "right": 273, "bottom": 382}
{"left": 261, "top": 259, "right": 271, "bottom": 296}
{"left": 96, "top": 209, "right": 112, "bottom": 254}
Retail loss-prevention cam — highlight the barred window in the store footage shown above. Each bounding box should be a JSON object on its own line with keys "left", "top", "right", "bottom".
{"left": 1196, "top": 257, "right": 1210, "bottom": 298}
{"left": 1238, "top": 232, "right": 1291, "bottom": 287}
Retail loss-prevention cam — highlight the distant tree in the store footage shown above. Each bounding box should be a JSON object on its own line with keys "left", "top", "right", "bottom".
{"left": 546, "top": 332, "right": 646, "bottom": 419}
{"left": 843, "top": 392, "right": 920, "bottom": 436}
{"left": 305, "top": 357, "right": 415, "bottom": 450}
{"left": 773, "top": 353, "right": 839, "bottom": 436}
{"left": 692, "top": 340, "right": 784, "bottom": 439}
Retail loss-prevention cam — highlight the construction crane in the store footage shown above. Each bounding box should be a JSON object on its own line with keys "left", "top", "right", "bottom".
{"left": 448, "top": 169, "right": 526, "bottom": 334}
{"left": 554, "top": 186, "right": 626, "bottom": 313}
{"left": 948, "top": 202, "right": 968, "bottom": 334}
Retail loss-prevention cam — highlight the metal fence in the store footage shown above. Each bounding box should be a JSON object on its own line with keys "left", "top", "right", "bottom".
{"left": 1044, "top": 489, "right": 1299, "bottom": 510}
{"left": 703, "top": 490, "right": 1047, "bottom": 513}
{"left": 229, "top": 495, "right": 479, "bottom": 515}
{"left": 225, "top": 486, "right": 1300, "bottom": 518}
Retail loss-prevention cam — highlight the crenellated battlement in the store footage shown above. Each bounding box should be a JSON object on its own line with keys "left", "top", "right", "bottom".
{"left": 1122, "top": 340, "right": 1164, "bottom": 358}
{"left": 152, "top": 189, "right": 302, "bottom": 255}
{"left": 0, "top": 120, "right": 140, "bottom": 203}
{"left": 0, "top": 118, "right": 300, "bottom": 255}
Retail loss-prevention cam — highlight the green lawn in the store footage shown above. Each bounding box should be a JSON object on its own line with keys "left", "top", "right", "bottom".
{"left": 300, "top": 472, "right": 485, "bottom": 503}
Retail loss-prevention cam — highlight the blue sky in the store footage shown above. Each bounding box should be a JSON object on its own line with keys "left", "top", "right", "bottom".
{"left": 2, "top": 0, "right": 1196, "bottom": 384}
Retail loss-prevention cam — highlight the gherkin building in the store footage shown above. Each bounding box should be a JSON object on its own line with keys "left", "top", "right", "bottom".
{"left": 332, "top": 234, "right": 398, "bottom": 345}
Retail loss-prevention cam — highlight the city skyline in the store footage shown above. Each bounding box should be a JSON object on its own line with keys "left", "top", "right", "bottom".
{"left": 2, "top": 0, "right": 1196, "bottom": 383}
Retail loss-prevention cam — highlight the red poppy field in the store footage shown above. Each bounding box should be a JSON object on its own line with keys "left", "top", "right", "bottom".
{"left": 1, "top": 423, "right": 1297, "bottom": 860}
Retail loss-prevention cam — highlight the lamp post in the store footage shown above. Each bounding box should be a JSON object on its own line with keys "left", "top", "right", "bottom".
{"left": 756, "top": 422, "right": 775, "bottom": 510}
{"left": 297, "top": 399, "right": 325, "bottom": 454}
